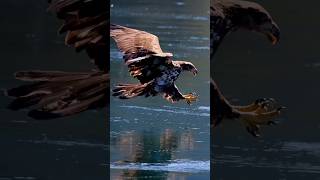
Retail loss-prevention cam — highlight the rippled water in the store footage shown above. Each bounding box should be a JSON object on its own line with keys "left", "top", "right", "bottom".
{"left": 110, "top": 0, "right": 210, "bottom": 179}
{"left": 213, "top": 140, "right": 320, "bottom": 179}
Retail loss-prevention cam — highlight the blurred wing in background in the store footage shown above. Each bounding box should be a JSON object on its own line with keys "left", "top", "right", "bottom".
{"left": 48, "top": 0, "right": 109, "bottom": 72}
{"left": 5, "top": 0, "right": 109, "bottom": 119}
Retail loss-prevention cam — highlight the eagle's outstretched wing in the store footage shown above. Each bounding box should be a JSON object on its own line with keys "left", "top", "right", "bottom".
{"left": 6, "top": 71, "right": 109, "bottom": 119}
{"left": 110, "top": 24, "right": 166, "bottom": 59}
{"left": 48, "top": 0, "right": 109, "bottom": 72}
{"left": 110, "top": 24, "right": 174, "bottom": 84}
{"left": 4, "top": 0, "right": 109, "bottom": 119}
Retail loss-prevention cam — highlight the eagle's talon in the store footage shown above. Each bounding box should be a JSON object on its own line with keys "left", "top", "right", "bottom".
{"left": 212, "top": 0, "right": 281, "bottom": 136}
{"left": 233, "top": 97, "right": 280, "bottom": 113}
{"left": 257, "top": 99, "right": 277, "bottom": 111}
{"left": 183, "top": 93, "right": 197, "bottom": 104}
{"left": 233, "top": 98, "right": 285, "bottom": 137}
{"left": 255, "top": 98, "right": 275, "bottom": 106}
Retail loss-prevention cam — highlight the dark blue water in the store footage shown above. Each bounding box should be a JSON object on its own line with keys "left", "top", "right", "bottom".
{"left": 0, "top": 1, "right": 107, "bottom": 179}
{"left": 213, "top": 0, "right": 320, "bottom": 179}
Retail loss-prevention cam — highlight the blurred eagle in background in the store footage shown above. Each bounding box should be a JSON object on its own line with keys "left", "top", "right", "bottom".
{"left": 110, "top": 24, "right": 198, "bottom": 104}
{"left": 4, "top": 0, "right": 109, "bottom": 119}
{"left": 211, "top": 0, "right": 285, "bottom": 136}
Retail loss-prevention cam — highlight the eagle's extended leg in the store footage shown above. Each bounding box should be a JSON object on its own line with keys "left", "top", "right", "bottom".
{"left": 163, "top": 85, "right": 198, "bottom": 104}
{"left": 211, "top": 79, "right": 284, "bottom": 137}
{"left": 238, "top": 105, "right": 284, "bottom": 137}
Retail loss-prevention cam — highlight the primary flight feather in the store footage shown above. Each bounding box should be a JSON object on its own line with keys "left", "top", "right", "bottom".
{"left": 5, "top": 0, "right": 109, "bottom": 119}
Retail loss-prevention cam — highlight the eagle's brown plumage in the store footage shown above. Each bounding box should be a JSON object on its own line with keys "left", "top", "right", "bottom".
{"left": 110, "top": 24, "right": 198, "bottom": 104}
{"left": 211, "top": 0, "right": 280, "bottom": 55}
{"left": 211, "top": 0, "right": 284, "bottom": 137}
{"left": 49, "top": 0, "right": 109, "bottom": 72}
{"left": 4, "top": 0, "right": 109, "bottom": 119}
{"left": 110, "top": 24, "right": 166, "bottom": 58}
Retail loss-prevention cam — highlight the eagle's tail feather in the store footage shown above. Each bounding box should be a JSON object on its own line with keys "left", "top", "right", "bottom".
{"left": 112, "top": 82, "right": 155, "bottom": 99}
{"left": 5, "top": 71, "right": 109, "bottom": 120}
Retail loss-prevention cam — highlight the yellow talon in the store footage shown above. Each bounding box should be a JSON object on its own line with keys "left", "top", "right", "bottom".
{"left": 183, "top": 93, "right": 198, "bottom": 104}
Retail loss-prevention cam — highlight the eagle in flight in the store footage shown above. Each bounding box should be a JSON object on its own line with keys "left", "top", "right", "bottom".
{"left": 4, "top": 0, "right": 109, "bottom": 119}
{"left": 211, "top": 0, "right": 285, "bottom": 136}
{"left": 110, "top": 24, "right": 198, "bottom": 104}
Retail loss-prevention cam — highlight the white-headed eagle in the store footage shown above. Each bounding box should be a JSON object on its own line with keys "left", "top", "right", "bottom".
{"left": 211, "top": 0, "right": 285, "bottom": 137}
{"left": 110, "top": 24, "right": 198, "bottom": 104}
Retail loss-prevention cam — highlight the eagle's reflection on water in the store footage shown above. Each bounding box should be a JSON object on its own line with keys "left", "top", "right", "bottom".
{"left": 110, "top": 127, "right": 209, "bottom": 179}
{"left": 112, "top": 129, "right": 193, "bottom": 163}
{"left": 110, "top": 104, "right": 210, "bottom": 179}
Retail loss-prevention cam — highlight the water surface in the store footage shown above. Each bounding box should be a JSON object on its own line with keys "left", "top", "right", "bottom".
{"left": 110, "top": 0, "right": 210, "bottom": 179}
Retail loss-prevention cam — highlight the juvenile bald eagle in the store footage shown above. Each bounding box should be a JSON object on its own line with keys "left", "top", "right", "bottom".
{"left": 110, "top": 24, "right": 198, "bottom": 104}
{"left": 4, "top": 0, "right": 109, "bottom": 119}
{"left": 211, "top": 0, "right": 284, "bottom": 136}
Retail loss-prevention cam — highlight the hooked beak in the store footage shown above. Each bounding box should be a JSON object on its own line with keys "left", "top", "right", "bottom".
{"left": 266, "top": 24, "right": 280, "bottom": 45}
{"left": 192, "top": 68, "right": 198, "bottom": 76}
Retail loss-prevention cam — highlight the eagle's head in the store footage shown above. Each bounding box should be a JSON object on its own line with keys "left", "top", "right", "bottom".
{"left": 222, "top": 0, "right": 280, "bottom": 45}
{"left": 176, "top": 61, "right": 198, "bottom": 76}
